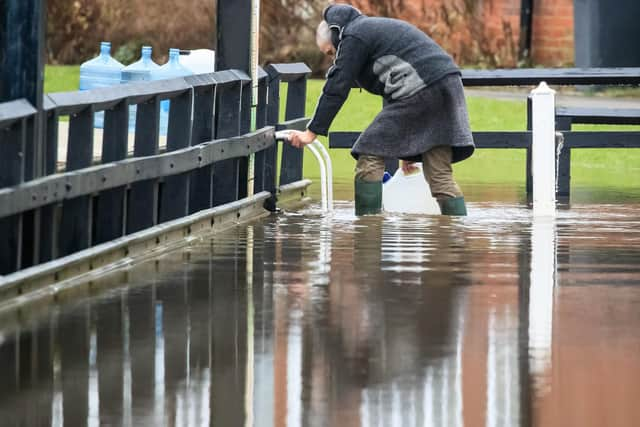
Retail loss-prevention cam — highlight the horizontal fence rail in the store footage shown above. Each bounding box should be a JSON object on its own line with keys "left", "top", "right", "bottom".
{"left": 341, "top": 67, "right": 640, "bottom": 196}
{"left": 0, "top": 128, "right": 275, "bottom": 218}
{"left": 460, "top": 67, "right": 640, "bottom": 86}
{"left": 556, "top": 107, "right": 640, "bottom": 126}
{"left": 330, "top": 131, "right": 536, "bottom": 149}
{"left": 0, "top": 63, "right": 312, "bottom": 276}
{"left": 330, "top": 130, "right": 640, "bottom": 150}
{"left": 330, "top": 128, "right": 640, "bottom": 197}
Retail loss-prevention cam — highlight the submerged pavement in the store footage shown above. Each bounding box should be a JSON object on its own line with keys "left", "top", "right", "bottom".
{"left": 1, "top": 188, "right": 639, "bottom": 426}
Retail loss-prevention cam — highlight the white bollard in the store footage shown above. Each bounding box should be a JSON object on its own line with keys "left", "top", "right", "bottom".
{"left": 530, "top": 82, "right": 557, "bottom": 216}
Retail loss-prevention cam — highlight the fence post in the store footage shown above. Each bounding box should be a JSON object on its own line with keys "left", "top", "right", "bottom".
{"left": 1, "top": 0, "right": 46, "bottom": 269}
{"left": 212, "top": 77, "right": 242, "bottom": 207}
{"left": 530, "top": 82, "right": 556, "bottom": 216}
{"left": 39, "top": 97, "right": 59, "bottom": 262}
{"left": 0, "top": 0, "right": 46, "bottom": 108}
{"left": 263, "top": 68, "right": 282, "bottom": 211}
{"left": 217, "top": 0, "right": 252, "bottom": 205}
{"left": 188, "top": 76, "right": 216, "bottom": 214}
{"left": 555, "top": 116, "right": 572, "bottom": 198}
{"left": 94, "top": 100, "right": 129, "bottom": 244}
{"left": 526, "top": 97, "right": 533, "bottom": 197}
{"left": 255, "top": 69, "right": 269, "bottom": 129}
{"left": 237, "top": 72, "right": 252, "bottom": 199}
{"left": 216, "top": 0, "right": 251, "bottom": 74}
{"left": 264, "top": 64, "right": 311, "bottom": 187}
{"left": 58, "top": 108, "right": 95, "bottom": 256}
{"left": 280, "top": 76, "right": 307, "bottom": 186}
{"left": 253, "top": 69, "right": 269, "bottom": 196}
{"left": 159, "top": 88, "right": 193, "bottom": 223}
{"left": 20, "top": 113, "right": 39, "bottom": 268}
{"left": 127, "top": 98, "right": 160, "bottom": 234}
{"left": 0, "top": 101, "right": 36, "bottom": 273}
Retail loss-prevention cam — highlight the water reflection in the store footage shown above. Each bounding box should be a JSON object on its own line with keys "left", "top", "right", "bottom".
{"left": 528, "top": 217, "right": 556, "bottom": 385}
{"left": 0, "top": 195, "right": 640, "bottom": 426}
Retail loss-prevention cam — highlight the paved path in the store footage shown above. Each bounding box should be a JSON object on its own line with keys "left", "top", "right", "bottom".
{"left": 56, "top": 121, "right": 167, "bottom": 169}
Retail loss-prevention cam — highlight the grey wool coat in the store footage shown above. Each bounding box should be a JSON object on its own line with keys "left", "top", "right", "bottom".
{"left": 307, "top": 4, "right": 475, "bottom": 163}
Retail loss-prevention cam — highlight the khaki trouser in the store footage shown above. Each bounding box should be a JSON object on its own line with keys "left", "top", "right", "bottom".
{"left": 354, "top": 146, "right": 463, "bottom": 199}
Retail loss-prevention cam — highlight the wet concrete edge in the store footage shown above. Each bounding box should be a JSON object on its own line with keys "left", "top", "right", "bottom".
{"left": 0, "top": 191, "right": 268, "bottom": 302}
{"left": 0, "top": 180, "right": 313, "bottom": 324}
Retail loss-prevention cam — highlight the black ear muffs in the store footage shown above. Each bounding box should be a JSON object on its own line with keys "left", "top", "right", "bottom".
{"left": 330, "top": 28, "right": 340, "bottom": 49}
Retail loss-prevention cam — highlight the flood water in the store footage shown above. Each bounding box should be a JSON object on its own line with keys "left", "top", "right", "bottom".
{"left": 1, "top": 184, "right": 640, "bottom": 427}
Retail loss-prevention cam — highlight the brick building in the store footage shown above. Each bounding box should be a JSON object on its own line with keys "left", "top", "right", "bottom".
{"left": 484, "top": 0, "right": 574, "bottom": 66}
{"left": 351, "top": 0, "right": 575, "bottom": 67}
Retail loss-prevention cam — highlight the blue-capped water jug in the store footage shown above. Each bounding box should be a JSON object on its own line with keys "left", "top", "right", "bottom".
{"left": 121, "top": 46, "right": 160, "bottom": 132}
{"left": 153, "top": 48, "right": 193, "bottom": 135}
{"left": 79, "top": 42, "right": 124, "bottom": 128}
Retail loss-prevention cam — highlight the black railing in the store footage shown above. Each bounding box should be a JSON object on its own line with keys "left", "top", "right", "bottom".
{"left": 331, "top": 67, "right": 640, "bottom": 196}
{"left": 0, "top": 63, "right": 311, "bottom": 275}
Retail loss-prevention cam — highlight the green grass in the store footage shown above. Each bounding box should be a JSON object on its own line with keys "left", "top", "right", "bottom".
{"left": 44, "top": 65, "right": 80, "bottom": 93}
{"left": 298, "top": 80, "right": 640, "bottom": 190}
{"left": 299, "top": 80, "right": 530, "bottom": 185}
{"left": 296, "top": 82, "right": 534, "bottom": 185}
{"left": 44, "top": 66, "right": 640, "bottom": 192}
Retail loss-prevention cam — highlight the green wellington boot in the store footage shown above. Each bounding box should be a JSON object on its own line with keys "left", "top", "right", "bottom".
{"left": 355, "top": 178, "right": 382, "bottom": 216}
{"left": 439, "top": 196, "right": 468, "bottom": 216}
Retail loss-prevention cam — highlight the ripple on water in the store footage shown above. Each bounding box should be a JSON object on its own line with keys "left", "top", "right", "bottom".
{"left": 1, "top": 196, "right": 640, "bottom": 426}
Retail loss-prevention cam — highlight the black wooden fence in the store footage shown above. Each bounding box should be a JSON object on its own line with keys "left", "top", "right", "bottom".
{"left": 330, "top": 67, "right": 640, "bottom": 197}
{"left": 0, "top": 63, "right": 311, "bottom": 275}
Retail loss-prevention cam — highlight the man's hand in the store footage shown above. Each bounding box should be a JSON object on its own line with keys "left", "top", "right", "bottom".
{"left": 288, "top": 130, "right": 317, "bottom": 148}
{"left": 401, "top": 160, "right": 420, "bottom": 175}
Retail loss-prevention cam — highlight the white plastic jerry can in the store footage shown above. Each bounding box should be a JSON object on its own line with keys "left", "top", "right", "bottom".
{"left": 179, "top": 49, "right": 216, "bottom": 75}
{"left": 382, "top": 163, "right": 441, "bottom": 214}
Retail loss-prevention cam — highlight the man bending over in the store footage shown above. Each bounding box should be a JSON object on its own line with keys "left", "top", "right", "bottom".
{"left": 288, "top": 4, "right": 475, "bottom": 216}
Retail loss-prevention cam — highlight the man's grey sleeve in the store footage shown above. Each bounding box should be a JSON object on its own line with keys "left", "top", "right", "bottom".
{"left": 307, "top": 36, "right": 369, "bottom": 136}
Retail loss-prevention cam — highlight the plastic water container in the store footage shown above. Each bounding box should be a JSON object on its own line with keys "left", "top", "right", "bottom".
{"left": 121, "top": 46, "right": 160, "bottom": 132}
{"left": 153, "top": 48, "right": 193, "bottom": 135}
{"left": 79, "top": 42, "right": 124, "bottom": 128}
{"left": 382, "top": 163, "right": 441, "bottom": 214}
{"left": 179, "top": 49, "right": 216, "bottom": 75}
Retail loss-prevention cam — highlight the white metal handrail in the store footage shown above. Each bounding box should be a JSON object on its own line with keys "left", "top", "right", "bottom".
{"left": 310, "top": 140, "right": 333, "bottom": 212}
{"left": 305, "top": 143, "right": 328, "bottom": 212}
{"left": 275, "top": 131, "right": 333, "bottom": 212}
